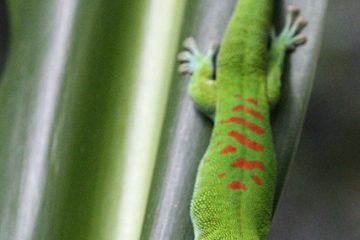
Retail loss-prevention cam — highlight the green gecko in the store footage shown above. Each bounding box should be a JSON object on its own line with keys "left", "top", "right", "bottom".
{"left": 178, "top": 1, "right": 307, "bottom": 239}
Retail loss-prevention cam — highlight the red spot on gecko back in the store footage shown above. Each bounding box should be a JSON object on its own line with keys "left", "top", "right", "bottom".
{"left": 232, "top": 105, "right": 265, "bottom": 120}
{"left": 220, "top": 145, "right": 237, "bottom": 155}
{"left": 218, "top": 173, "right": 226, "bottom": 179}
{"left": 228, "top": 131, "right": 264, "bottom": 151}
{"left": 221, "top": 117, "right": 264, "bottom": 135}
{"left": 231, "top": 159, "right": 265, "bottom": 171}
{"left": 251, "top": 175, "right": 263, "bottom": 185}
{"left": 228, "top": 181, "right": 247, "bottom": 190}
{"left": 246, "top": 98, "right": 258, "bottom": 105}
{"left": 234, "top": 94, "right": 242, "bottom": 98}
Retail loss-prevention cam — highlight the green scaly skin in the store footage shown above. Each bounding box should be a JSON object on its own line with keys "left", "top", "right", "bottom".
{"left": 178, "top": 1, "right": 307, "bottom": 239}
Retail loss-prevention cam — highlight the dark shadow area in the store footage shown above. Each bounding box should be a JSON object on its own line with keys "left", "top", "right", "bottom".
{"left": 0, "top": 0, "right": 9, "bottom": 78}
{"left": 270, "top": 0, "right": 360, "bottom": 239}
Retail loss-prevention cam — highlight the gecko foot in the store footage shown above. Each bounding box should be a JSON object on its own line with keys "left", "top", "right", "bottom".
{"left": 275, "top": 5, "right": 308, "bottom": 50}
{"left": 177, "top": 37, "right": 217, "bottom": 76}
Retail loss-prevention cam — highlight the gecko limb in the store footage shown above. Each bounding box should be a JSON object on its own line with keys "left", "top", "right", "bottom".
{"left": 178, "top": 37, "right": 218, "bottom": 119}
{"left": 266, "top": 5, "right": 307, "bottom": 107}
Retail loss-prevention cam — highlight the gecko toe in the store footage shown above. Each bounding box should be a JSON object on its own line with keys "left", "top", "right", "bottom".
{"left": 287, "top": 5, "right": 300, "bottom": 17}
{"left": 177, "top": 51, "right": 194, "bottom": 62}
{"left": 183, "top": 37, "right": 200, "bottom": 54}
{"left": 289, "top": 34, "right": 307, "bottom": 48}
{"left": 178, "top": 63, "right": 194, "bottom": 75}
{"left": 275, "top": 5, "right": 308, "bottom": 50}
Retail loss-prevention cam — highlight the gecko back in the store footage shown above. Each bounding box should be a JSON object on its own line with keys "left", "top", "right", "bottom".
{"left": 177, "top": 0, "right": 307, "bottom": 239}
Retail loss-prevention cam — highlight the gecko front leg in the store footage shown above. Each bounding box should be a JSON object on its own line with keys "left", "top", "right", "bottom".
{"left": 178, "top": 37, "right": 218, "bottom": 119}
{"left": 266, "top": 5, "right": 308, "bottom": 107}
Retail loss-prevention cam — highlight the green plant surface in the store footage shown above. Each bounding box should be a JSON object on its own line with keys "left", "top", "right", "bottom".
{"left": 0, "top": 0, "right": 187, "bottom": 239}
{"left": 0, "top": 1, "right": 144, "bottom": 239}
{"left": 113, "top": 1, "right": 187, "bottom": 239}
{"left": 141, "top": 0, "right": 328, "bottom": 239}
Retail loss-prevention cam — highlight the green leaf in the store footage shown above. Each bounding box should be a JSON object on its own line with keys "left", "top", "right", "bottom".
{"left": 0, "top": 0, "right": 190, "bottom": 238}
{"left": 141, "top": 0, "right": 328, "bottom": 239}
{"left": 0, "top": 0, "right": 188, "bottom": 239}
